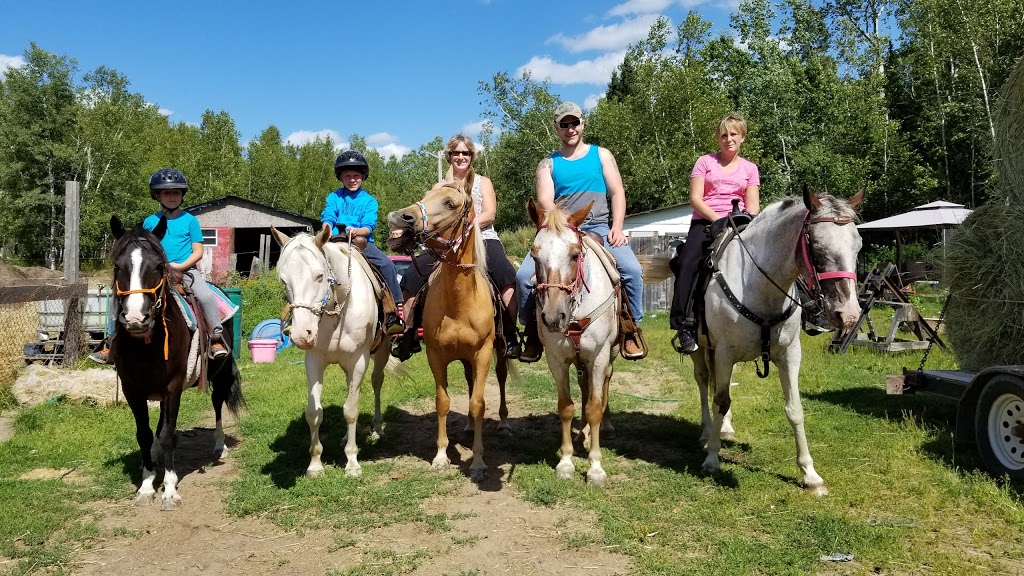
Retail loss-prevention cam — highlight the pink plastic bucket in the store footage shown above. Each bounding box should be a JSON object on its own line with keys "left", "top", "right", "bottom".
{"left": 248, "top": 339, "right": 279, "bottom": 363}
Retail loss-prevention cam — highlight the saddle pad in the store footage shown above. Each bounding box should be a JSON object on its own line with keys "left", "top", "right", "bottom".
{"left": 581, "top": 235, "right": 621, "bottom": 286}
{"left": 169, "top": 284, "right": 240, "bottom": 333}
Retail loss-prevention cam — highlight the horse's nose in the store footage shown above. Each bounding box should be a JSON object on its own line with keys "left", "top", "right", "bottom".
{"left": 399, "top": 211, "right": 415, "bottom": 223}
{"left": 832, "top": 310, "right": 857, "bottom": 330}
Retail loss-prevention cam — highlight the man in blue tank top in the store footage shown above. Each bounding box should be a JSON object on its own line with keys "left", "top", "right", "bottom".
{"left": 515, "top": 101, "right": 647, "bottom": 361}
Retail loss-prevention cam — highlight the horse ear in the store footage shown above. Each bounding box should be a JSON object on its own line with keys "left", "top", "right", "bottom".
{"left": 110, "top": 216, "right": 126, "bottom": 239}
{"left": 314, "top": 222, "right": 332, "bottom": 248}
{"left": 152, "top": 215, "right": 168, "bottom": 240}
{"left": 527, "top": 199, "right": 544, "bottom": 228}
{"left": 568, "top": 201, "right": 594, "bottom": 229}
{"left": 802, "top": 183, "right": 822, "bottom": 211}
{"left": 848, "top": 189, "right": 865, "bottom": 209}
{"left": 270, "top": 225, "right": 291, "bottom": 247}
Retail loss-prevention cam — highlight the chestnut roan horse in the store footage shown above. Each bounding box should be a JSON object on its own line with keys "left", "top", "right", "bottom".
{"left": 109, "top": 216, "right": 243, "bottom": 510}
{"left": 387, "top": 182, "right": 504, "bottom": 481}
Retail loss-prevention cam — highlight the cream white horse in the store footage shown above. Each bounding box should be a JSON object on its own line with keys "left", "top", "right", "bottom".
{"left": 272, "top": 224, "right": 392, "bottom": 477}
{"left": 528, "top": 199, "right": 619, "bottom": 486}
{"left": 645, "top": 187, "right": 863, "bottom": 495}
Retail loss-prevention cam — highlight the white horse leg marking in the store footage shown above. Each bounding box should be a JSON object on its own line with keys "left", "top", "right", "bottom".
{"left": 585, "top": 352, "right": 610, "bottom": 486}
{"left": 123, "top": 248, "right": 147, "bottom": 323}
{"left": 693, "top": 351, "right": 713, "bottom": 446}
{"left": 467, "top": 348, "right": 489, "bottom": 481}
{"left": 342, "top": 354, "right": 370, "bottom": 477}
{"left": 551, "top": 356, "right": 576, "bottom": 480}
{"left": 213, "top": 417, "right": 226, "bottom": 457}
{"left": 776, "top": 345, "right": 827, "bottom": 495}
{"left": 428, "top": 354, "right": 451, "bottom": 471}
{"left": 135, "top": 466, "right": 156, "bottom": 506}
{"left": 720, "top": 364, "right": 737, "bottom": 441}
{"left": 305, "top": 355, "right": 327, "bottom": 477}
{"left": 160, "top": 469, "right": 181, "bottom": 511}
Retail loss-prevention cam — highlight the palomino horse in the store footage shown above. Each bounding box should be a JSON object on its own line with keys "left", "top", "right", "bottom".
{"left": 271, "top": 224, "right": 393, "bottom": 477}
{"left": 528, "top": 199, "right": 619, "bottom": 486}
{"left": 387, "top": 182, "right": 505, "bottom": 481}
{"left": 109, "top": 216, "right": 243, "bottom": 510}
{"left": 645, "top": 187, "right": 862, "bottom": 495}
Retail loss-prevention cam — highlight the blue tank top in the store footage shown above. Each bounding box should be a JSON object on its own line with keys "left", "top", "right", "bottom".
{"left": 551, "top": 145, "right": 610, "bottom": 227}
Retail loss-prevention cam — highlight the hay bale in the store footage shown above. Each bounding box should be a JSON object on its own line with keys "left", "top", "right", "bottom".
{"left": 12, "top": 364, "right": 120, "bottom": 406}
{"left": 996, "top": 56, "right": 1024, "bottom": 203}
{"left": 943, "top": 203, "right": 1024, "bottom": 370}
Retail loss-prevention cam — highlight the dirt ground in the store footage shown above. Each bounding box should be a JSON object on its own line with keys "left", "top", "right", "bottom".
{"left": 41, "top": 372, "right": 662, "bottom": 576}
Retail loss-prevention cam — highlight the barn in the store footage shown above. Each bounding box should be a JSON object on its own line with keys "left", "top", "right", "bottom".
{"left": 623, "top": 203, "right": 693, "bottom": 313}
{"left": 185, "top": 196, "right": 319, "bottom": 282}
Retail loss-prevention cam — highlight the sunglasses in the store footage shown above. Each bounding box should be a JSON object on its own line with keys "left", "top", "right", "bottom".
{"left": 558, "top": 119, "right": 581, "bottom": 129}
{"left": 449, "top": 150, "right": 473, "bottom": 157}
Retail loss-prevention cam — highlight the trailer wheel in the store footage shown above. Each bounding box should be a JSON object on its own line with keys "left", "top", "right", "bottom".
{"left": 975, "top": 374, "right": 1024, "bottom": 480}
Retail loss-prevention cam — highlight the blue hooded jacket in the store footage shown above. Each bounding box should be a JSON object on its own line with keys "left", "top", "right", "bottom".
{"left": 321, "top": 187, "right": 379, "bottom": 241}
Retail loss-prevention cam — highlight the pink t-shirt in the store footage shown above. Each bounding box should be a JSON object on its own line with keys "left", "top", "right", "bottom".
{"left": 690, "top": 154, "right": 760, "bottom": 217}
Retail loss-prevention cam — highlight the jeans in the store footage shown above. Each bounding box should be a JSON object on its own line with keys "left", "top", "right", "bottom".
{"left": 516, "top": 223, "right": 643, "bottom": 325}
{"left": 362, "top": 242, "right": 404, "bottom": 305}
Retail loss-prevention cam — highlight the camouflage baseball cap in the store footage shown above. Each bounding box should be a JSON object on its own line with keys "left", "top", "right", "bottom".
{"left": 553, "top": 101, "right": 584, "bottom": 123}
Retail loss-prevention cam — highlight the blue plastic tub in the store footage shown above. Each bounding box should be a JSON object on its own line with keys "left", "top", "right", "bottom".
{"left": 250, "top": 319, "right": 291, "bottom": 352}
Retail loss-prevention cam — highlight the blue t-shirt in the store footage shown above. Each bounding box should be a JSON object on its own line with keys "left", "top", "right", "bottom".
{"left": 143, "top": 211, "right": 202, "bottom": 265}
{"left": 551, "top": 145, "right": 610, "bottom": 228}
{"left": 321, "top": 187, "right": 379, "bottom": 242}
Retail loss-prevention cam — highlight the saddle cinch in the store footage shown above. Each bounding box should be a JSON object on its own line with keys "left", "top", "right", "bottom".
{"left": 168, "top": 275, "right": 240, "bottom": 389}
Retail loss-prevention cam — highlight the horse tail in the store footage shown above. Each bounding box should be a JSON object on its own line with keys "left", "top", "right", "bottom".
{"left": 636, "top": 253, "right": 674, "bottom": 284}
{"left": 224, "top": 358, "right": 246, "bottom": 417}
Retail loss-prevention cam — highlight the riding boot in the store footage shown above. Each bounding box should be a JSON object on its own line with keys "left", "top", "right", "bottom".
{"left": 619, "top": 299, "right": 648, "bottom": 360}
{"left": 501, "top": 308, "right": 520, "bottom": 359}
{"left": 391, "top": 328, "right": 421, "bottom": 361}
{"left": 519, "top": 320, "right": 543, "bottom": 363}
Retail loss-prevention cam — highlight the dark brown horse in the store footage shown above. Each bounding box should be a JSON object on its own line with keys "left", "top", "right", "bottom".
{"left": 109, "top": 216, "right": 243, "bottom": 510}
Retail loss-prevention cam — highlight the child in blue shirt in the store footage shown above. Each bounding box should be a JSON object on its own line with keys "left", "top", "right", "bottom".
{"left": 144, "top": 168, "right": 229, "bottom": 359}
{"left": 321, "top": 151, "right": 405, "bottom": 334}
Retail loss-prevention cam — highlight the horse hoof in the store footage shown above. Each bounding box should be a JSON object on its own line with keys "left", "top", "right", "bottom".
{"left": 805, "top": 482, "right": 829, "bottom": 497}
{"left": 496, "top": 422, "right": 514, "bottom": 436}
{"left": 469, "top": 467, "right": 488, "bottom": 482}
{"left": 305, "top": 466, "right": 325, "bottom": 478}
{"left": 213, "top": 446, "right": 226, "bottom": 459}
{"left": 586, "top": 469, "right": 608, "bottom": 487}
{"left": 720, "top": 431, "right": 737, "bottom": 442}
{"left": 345, "top": 464, "right": 362, "bottom": 477}
{"left": 701, "top": 456, "right": 720, "bottom": 473}
{"left": 431, "top": 457, "right": 450, "bottom": 471}
{"left": 134, "top": 492, "right": 155, "bottom": 507}
{"left": 160, "top": 497, "right": 180, "bottom": 512}
{"left": 368, "top": 431, "right": 382, "bottom": 443}
{"left": 555, "top": 462, "right": 575, "bottom": 480}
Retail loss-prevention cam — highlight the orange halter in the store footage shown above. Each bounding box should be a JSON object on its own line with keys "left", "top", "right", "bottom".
{"left": 115, "top": 275, "right": 170, "bottom": 360}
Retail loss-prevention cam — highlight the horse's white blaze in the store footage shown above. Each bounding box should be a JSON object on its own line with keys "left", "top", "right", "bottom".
{"left": 123, "top": 248, "right": 148, "bottom": 323}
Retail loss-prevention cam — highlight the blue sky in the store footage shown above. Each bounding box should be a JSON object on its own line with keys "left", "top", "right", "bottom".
{"left": 1, "top": 0, "right": 737, "bottom": 159}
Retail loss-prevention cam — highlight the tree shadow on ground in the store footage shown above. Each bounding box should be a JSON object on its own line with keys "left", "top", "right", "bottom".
{"left": 107, "top": 426, "right": 240, "bottom": 491}
{"left": 262, "top": 403, "right": 750, "bottom": 491}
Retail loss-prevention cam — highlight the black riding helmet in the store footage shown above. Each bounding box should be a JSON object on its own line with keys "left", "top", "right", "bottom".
{"left": 149, "top": 168, "right": 189, "bottom": 200}
{"left": 334, "top": 151, "right": 369, "bottom": 180}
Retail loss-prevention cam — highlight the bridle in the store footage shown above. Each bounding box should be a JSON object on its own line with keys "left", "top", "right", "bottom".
{"left": 115, "top": 269, "right": 171, "bottom": 360}
{"left": 411, "top": 185, "right": 477, "bottom": 270}
{"left": 284, "top": 242, "right": 344, "bottom": 317}
{"left": 534, "top": 223, "right": 618, "bottom": 361}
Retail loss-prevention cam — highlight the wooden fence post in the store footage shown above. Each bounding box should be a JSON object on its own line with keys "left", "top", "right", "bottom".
{"left": 63, "top": 181, "right": 82, "bottom": 365}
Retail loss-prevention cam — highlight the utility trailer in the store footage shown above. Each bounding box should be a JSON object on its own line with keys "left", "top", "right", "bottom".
{"left": 888, "top": 366, "right": 1024, "bottom": 480}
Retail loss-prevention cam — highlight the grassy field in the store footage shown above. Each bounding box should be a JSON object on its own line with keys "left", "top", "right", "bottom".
{"left": 0, "top": 308, "right": 1022, "bottom": 575}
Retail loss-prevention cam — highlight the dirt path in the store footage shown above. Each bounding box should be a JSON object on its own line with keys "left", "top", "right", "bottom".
{"left": 65, "top": 372, "right": 650, "bottom": 576}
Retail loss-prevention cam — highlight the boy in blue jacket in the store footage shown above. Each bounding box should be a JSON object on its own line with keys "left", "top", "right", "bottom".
{"left": 321, "top": 151, "right": 404, "bottom": 334}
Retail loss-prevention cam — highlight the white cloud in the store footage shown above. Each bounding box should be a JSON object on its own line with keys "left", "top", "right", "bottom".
{"left": 158, "top": 108, "right": 173, "bottom": 117}
{"left": 608, "top": 0, "right": 672, "bottom": 16}
{"left": 366, "top": 132, "right": 398, "bottom": 146}
{"left": 547, "top": 15, "right": 661, "bottom": 53}
{"left": 583, "top": 93, "right": 605, "bottom": 110}
{"left": 374, "top": 143, "right": 411, "bottom": 160}
{"left": 459, "top": 120, "right": 489, "bottom": 139}
{"left": 0, "top": 54, "right": 26, "bottom": 79}
{"left": 517, "top": 50, "right": 627, "bottom": 86}
{"left": 285, "top": 129, "right": 345, "bottom": 149}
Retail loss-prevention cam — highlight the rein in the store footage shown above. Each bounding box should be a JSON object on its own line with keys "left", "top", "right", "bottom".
{"left": 714, "top": 208, "right": 857, "bottom": 378}
{"left": 115, "top": 275, "right": 171, "bottom": 360}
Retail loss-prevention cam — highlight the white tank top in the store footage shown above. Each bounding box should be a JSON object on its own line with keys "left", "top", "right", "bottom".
{"left": 470, "top": 176, "right": 499, "bottom": 241}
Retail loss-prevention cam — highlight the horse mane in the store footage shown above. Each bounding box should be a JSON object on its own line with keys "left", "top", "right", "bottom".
{"left": 543, "top": 206, "right": 570, "bottom": 233}
{"left": 754, "top": 193, "right": 859, "bottom": 228}
{"left": 111, "top": 226, "right": 171, "bottom": 270}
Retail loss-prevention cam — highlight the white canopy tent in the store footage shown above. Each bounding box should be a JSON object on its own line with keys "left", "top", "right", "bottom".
{"left": 857, "top": 200, "right": 973, "bottom": 270}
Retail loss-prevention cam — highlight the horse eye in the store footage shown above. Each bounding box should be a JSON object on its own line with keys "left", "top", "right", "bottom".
{"left": 315, "top": 273, "right": 324, "bottom": 283}
{"left": 570, "top": 252, "right": 580, "bottom": 261}
{"left": 444, "top": 198, "right": 455, "bottom": 210}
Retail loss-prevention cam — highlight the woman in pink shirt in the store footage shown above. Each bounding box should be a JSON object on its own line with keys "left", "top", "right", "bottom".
{"left": 670, "top": 113, "right": 761, "bottom": 354}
